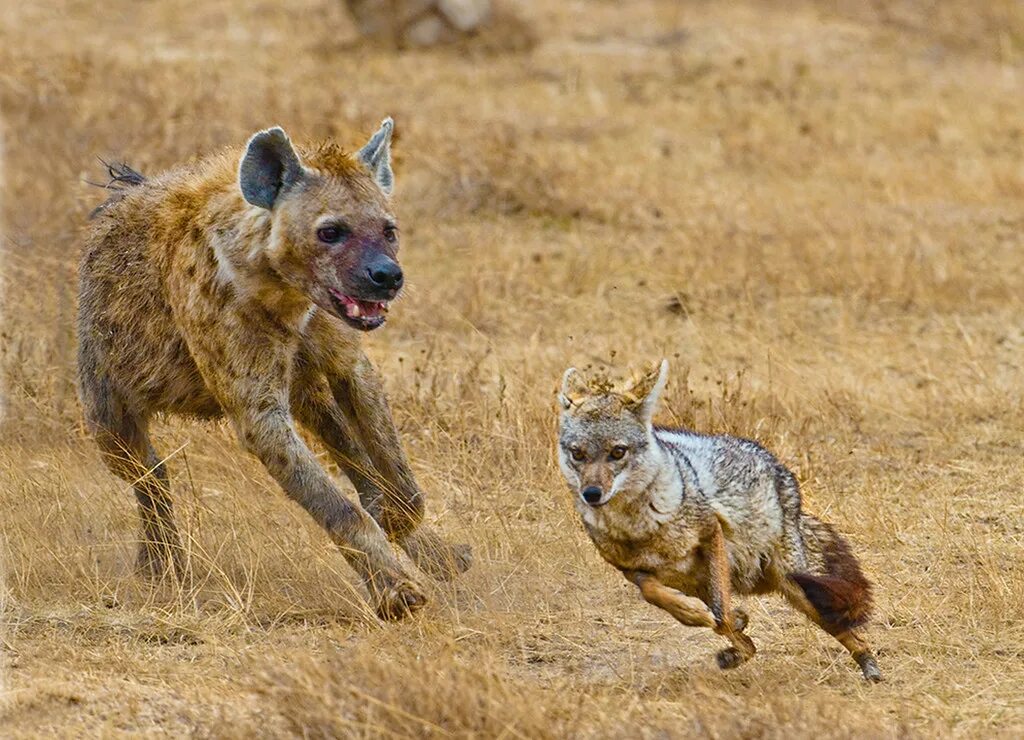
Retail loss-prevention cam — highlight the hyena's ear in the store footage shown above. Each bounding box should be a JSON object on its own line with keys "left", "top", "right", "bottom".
{"left": 626, "top": 359, "right": 669, "bottom": 424}
{"left": 559, "top": 367, "right": 589, "bottom": 410}
{"left": 357, "top": 117, "right": 395, "bottom": 196}
{"left": 239, "top": 127, "right": 305, "bottom": 210}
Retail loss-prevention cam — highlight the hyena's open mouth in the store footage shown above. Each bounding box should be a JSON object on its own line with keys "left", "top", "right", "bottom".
{"left": 329, "top": 288, "right": 390, "bottom": 331}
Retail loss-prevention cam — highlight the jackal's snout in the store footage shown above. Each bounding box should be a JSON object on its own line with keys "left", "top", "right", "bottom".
{"left": 581, "top": 486, "right": 604, "bottom": 506}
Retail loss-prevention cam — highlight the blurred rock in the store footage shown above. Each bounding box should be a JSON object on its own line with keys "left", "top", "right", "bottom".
{"left": 344, "top": 0, "right": 493, "bottom": 47}
{"left": 438, "top": 0, "right": 490, "bottom": 31}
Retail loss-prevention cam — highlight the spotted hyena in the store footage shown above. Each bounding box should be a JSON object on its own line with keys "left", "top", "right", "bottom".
{"left": 78, "top": 119, "right": 470, "bottom": 619}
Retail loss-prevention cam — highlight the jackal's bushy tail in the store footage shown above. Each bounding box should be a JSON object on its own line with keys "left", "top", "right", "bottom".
{"left": 89, "top": 160, "right": 146, "bottom": 218}
{"left": 789, "top": 515, "right": 873, "bottom": 633}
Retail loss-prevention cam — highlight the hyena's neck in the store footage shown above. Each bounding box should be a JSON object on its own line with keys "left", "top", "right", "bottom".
{"left": 201, "top": 196, "right": 313, "bottom": 329}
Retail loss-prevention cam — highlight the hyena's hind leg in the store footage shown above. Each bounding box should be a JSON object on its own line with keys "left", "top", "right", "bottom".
{"left": 84, "top": 387, "right": 184, "bottom": 580}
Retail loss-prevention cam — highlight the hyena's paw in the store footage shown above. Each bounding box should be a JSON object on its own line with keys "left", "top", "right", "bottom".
{"left": 367, "top": 571, "right": 428, "bottom": 621}
{"left": 856, "top": 652, "right": 883, "bottom": 683}
{"left": 401, "top": 526, "right": 473, "bottom": 582}
{"left": 135, "top": 540, "right": 184, "bottom": 582}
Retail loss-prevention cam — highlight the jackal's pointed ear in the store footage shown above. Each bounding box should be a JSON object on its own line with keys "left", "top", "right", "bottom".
{"left": 559, "top": 367, "right": 588, "bottom": 410}
{"left": 627, "top": 359, "right": 669, "bottom": 423}
{"left": 357, "top": 117, "right": 395, "bottom": 196}
{"left": 239, "top": 127, "right": 305, "bottom": 209}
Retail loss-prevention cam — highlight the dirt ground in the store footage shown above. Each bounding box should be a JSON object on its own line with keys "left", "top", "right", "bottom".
{"left": 1, "top": 0, "right": 1023, "bottom": 736}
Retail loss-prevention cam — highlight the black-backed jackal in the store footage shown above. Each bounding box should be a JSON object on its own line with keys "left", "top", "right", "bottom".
{"left": 557, "top": 360, "right": 881, "bottom": 681}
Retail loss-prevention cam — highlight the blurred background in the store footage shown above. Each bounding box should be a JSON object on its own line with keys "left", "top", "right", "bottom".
{"left": 1, "top": 0, "right": 1023, "bottom": 736}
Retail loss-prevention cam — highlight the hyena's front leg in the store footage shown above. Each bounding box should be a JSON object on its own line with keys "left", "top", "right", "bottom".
{"left": 293, "top": 374, "right": 469, "bottom": 579}
{"left": 704, "top": 518, "right": 757, "bottom": 669}
{"left": 327, "top": 353, "right": 472, "bottom": 580}
{"left": 232, "top": 399, "right": 427, "bottom": 619}
{"left": 291, "top": 373, "right": 397, "bottom": 527}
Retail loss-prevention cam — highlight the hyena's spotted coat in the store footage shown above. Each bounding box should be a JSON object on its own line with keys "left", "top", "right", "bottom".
{"left": 78, "top": 119, "right": 469, "bottom": 619}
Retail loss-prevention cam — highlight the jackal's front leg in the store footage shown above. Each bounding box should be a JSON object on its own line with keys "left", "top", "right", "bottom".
{"left": 626, "top": 571, "right": 718, "bottom": 628}
{"left": 330, "top": 354, "right": 472, "bottom": 580}
{"left": 705, "top": 517, "right": 757, "bottom": 669}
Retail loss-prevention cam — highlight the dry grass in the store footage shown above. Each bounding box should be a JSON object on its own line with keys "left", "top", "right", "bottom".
{"left": 2, "top": 0, "right": 1024, "bottom": 736}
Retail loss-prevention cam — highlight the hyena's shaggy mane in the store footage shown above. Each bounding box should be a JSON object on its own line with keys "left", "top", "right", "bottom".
{"left": 88, "top": 160, "right": 147, "bottom": 219}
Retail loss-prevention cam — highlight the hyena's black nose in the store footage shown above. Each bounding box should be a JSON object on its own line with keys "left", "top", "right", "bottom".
{"left": 582, "top": 486, "right": 603, "bottom": 505}
{"left": 367, "top": 257, "right": 403, "bottom": 291}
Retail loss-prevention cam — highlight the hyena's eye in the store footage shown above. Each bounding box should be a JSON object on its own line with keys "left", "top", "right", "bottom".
{"left": 608, "top": 445, "right": 628, "bottom": 461}
{"left": 383, "top": 223, "right": 398, "bottom": 243}
{"left": 570, "top": 447, "right": 586, "bottom": 462}
{"left": 317, "top": 224, "right": 351, "bottom": 244}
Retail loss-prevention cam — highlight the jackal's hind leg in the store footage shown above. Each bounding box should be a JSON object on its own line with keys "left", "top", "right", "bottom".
{"left": 836, "top": 629, "right": 883, "bottom": 683}
{"left": 781, "top": 581, "right": 882, "bottom": 682}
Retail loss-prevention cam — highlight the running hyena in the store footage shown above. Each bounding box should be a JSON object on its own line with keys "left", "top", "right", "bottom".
{"left": 557, "top": 361, "right": 882, "bottom": 681}
{"left": 78, "top": 119, "right": 470, "bottom": 619}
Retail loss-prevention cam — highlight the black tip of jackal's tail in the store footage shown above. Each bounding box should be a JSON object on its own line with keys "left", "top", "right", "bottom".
{"left": 88, "top": 159, "right": 147, "bottom": 219}
{"left": 790, "top": 521, "right": 873, "bottom": 633}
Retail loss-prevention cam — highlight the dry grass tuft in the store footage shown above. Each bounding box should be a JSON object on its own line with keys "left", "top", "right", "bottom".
{"left": 1, "top": 0, "right": 1024, "bottom": 736}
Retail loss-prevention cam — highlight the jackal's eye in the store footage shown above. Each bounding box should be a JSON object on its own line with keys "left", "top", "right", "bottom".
{"left": 608, "top": 445, "right": 628, "bottom": 461}
{"left": 317, "top": 224, "right": 350, "bottom": 244}
{"left": 570, "top": 447, "right": 586, "bottom": 462}
{"left": 383, "top": 224, "right": 398, "bottom": 243}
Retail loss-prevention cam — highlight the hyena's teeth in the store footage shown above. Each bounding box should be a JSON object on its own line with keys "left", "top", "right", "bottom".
{"left": 348, "top": 304, "right": 362, "bottom": 318}
{"left": 379, "top": 302, "right": 389, "bottom": 314}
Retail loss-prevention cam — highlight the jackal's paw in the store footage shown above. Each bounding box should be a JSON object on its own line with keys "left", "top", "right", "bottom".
{"left": 716, "top": 647, "right": 748, "bottom": 670}
{"left": 716, "top": 632, "right": 756, "bottom": 670}
{"left": 368, "top": 575, "right": 428, "bottom": 621}
{"left": 713, "top": 608, "right": 749, "bottom": 636}
{"left": 402, "top": 526, "right": 473, "bottom": 581}
{"left": 731, "top": 607, "right": 749, "bottom": 633}
{"left": 856, "top": 652, "right": 883, "bottom": 683}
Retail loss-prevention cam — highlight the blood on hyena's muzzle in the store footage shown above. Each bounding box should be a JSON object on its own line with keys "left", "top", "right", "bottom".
{"left": 326, "top": 231, "right": 403, "bottom": 332}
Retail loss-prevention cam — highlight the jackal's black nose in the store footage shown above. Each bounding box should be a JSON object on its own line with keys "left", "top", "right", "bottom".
{"left": 366, "top": 257, "right": 403, "bottom": 291}
{"left": 582, "top": 486, "right": 603, "bottom": 505}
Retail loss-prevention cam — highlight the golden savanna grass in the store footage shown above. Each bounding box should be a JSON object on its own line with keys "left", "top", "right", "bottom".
{"left": 2, "top": 0, "right": 1024, "bottom": 735}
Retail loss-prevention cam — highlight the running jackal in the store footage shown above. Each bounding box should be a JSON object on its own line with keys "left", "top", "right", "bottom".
{"left": 557, "top": 360, "right": 881, "bottom": 681}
